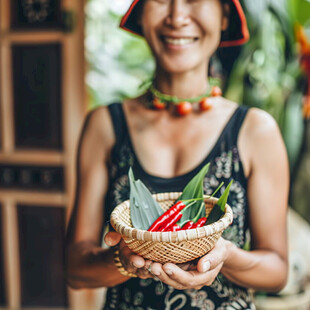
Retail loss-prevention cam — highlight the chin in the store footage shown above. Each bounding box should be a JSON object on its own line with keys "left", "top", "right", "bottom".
{"left": 157, "top": 56, "right": 204, "bottom": 75}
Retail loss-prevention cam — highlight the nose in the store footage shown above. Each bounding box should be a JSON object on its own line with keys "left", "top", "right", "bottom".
{"left": 165, "top": 0, "right": 191, "bottom": 29}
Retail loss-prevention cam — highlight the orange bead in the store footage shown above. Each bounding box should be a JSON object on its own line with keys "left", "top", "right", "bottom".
{"left": 153, "top": 97, "right": 166, "bottom": 110}
{"left": 211, "top": 85, "right": 222, "bottom": 97}
{"left": 303, "top": 95, "right": 310, "bottom": 119}
{"left": 199, "top": 97, "right": 213, "bottom": 111}
{"left": 176, "top": 101, "right": 193, "bottom": 115}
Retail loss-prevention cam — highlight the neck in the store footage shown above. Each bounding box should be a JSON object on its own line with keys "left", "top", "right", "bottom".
{"left": 154, "top": 65, "right": 210, "bottom": 98}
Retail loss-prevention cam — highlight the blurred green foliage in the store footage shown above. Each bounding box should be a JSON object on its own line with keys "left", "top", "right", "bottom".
{"left": 288, "top": 0, "right": 310, "bottom": 26}
{"left": 225, "top": 0, "right": 308, "bottom": 171}
{"left": 85, "top": 0, "right": 153, "bottom": 110}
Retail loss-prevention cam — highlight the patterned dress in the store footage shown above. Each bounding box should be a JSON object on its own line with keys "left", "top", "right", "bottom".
{"left": 103, "top": 103, "right": 256, "bottom": 310}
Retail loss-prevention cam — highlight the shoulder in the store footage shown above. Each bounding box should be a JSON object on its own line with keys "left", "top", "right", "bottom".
{"left": 237, "top": 107, "right": 286, "bottom": 177}
{"left": 242, "top": 107, "right": 281, "bottom": 140}
{"left": 239, "top": 107, "right": 288, "bottom": 175}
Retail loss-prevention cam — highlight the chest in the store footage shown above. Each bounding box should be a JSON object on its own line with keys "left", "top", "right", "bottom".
{"left": 127, "top": 115, "right": 227, "bottom": 178}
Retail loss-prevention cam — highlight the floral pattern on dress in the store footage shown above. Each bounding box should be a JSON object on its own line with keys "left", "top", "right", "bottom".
{"left": 185, "top": 289, "right": 215, "bottom": 310}
{"left": 203, "top": 147, "right": 247, "bottom": 248}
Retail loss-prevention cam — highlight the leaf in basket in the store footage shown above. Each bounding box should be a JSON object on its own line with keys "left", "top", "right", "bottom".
{"left": 129, "top": 168, "right": 163, "bottom": 230}
{"left": 205, "top": 179, "right": 233, "bottom": 225}
{"left": 177, "top": 163, "right": 210, "bottom": 222}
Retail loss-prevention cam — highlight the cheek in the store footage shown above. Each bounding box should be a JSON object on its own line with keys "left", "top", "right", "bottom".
{"left": 140, "top": 10, "right": 164, "bottom": 51}
{"left": 140, "top": 2, "right": 165, "bottom": 34}
{"left": 195, "top": 4, "right": 223, "bottom": 34}
{"left": 140, "top": 22, "right": 159, "bottom": 53}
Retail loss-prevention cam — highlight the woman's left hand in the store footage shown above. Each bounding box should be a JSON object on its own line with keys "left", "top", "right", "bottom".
{"left": 150, "top": 238, "right": 231, "bottom": 290}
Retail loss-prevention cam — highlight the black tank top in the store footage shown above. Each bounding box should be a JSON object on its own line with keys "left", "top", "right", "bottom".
{"left": 103, "top": 103, "right": 256, "bottom": 310}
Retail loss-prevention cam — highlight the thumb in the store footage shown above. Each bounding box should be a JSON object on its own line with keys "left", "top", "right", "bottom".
{"left": 104, "top": 231, "right": 122, "bottom": 246}
{"left": 197, "top": 256, "right": 211, "bottom": 273}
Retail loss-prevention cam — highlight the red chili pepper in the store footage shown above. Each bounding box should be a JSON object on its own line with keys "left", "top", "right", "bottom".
{"left": 158, "top": 212, "right": 183, "bottom": 232}
{"left": 148, "top": 201, "right": 186, "bottom": 232}
{"left": 192, "top": 217, "right": 207, "bottom": 228}
{"left": 181, "top": 221, "right": 195, "bottom": 230}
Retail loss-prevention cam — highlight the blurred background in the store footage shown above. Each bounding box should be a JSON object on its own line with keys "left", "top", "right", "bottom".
{"left": 0, "top": 0, "right": 310, "bottom": 309}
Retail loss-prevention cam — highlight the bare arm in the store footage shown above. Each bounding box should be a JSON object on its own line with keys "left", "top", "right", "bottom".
{"left": 220, "top": 108, "right": 289, "bottom": 291}
{"left": 65, "top": 107, "right": 148, "bottom": 289}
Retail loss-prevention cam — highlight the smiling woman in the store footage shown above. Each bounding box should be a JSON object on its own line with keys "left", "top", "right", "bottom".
{"left": 120, "top": 0, "right": 249, "bottom": 45}
{"left": 139, "top": 0, "right": 227, "bottom": 74}
{"left": 66, "top": 0, "right": 289, "bottom": 309}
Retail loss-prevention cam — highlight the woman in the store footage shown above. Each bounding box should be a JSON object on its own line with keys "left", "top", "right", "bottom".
{"left": 66, "top": 0, "right": 289, "bottom": 309}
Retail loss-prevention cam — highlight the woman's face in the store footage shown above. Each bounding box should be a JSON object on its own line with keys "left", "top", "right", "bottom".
{"left": 140, "top": 0, "right": 229, "bottom": 74}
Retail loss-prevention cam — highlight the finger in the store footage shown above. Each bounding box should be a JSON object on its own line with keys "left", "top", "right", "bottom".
{"left": 149, "top": 263, "right": 186, "bottom": 290}
{"left": 136, "top": 261, "right": 153, "bottom": 279}
{"left": 144, "top": 260, "right": 160, "bottom": 279}
{"left": 120, "top": 245, "right": 145, "bottom": 274}
{"left": 197, "top": 253, "right": 223, "bottom": 273}
{"left": 204, "top": 263, "right": 223, "bottom": 286}
{"left": 162, "top": 263, "right": 210, "bottom": 288}
{"left": 135, "top": 268, "right": 151, "bottom": 279}
{"left": 129, "top": 253, "right": 145, "bottom": 269}
{"left": 151, "top": 263, "right": 204, "bottom": 290}
{"left": 104, "top": 231, "right": 122, "bottom": 246}
{"left": 197, "top": 239, "right": 227, "bottom": 273}
{"left": 144, "top": 260, "right": 153, "bottom": 273}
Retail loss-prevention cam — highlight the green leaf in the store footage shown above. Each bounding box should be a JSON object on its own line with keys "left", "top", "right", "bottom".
{"left": 206, "top": 180, "right": 233, "bottom": 225}
{"left": 136, "top": 180, "right": 163, "bottom": 221}
{"left": 191, "top": 201, "right": 207, "bottom": 223}
{"left": 211, "top": 181, "right": 224, "bottom": 197}
{"left": 129, "top": 167, "right": 163, "bottom": 230}
{"left": 177, "top": 163, "right": 210, "bottom": 221}
{"left": 129, "top": 169, "right": 143, "bottom": 228}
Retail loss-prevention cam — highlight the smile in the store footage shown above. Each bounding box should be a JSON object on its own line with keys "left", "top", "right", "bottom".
{"left": 162, "top": 37, "right": 198, "bottom": 46}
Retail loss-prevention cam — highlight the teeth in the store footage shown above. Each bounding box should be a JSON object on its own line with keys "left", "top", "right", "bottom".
{"left": 164, "top": 37, "right": 196, "bottom": 45}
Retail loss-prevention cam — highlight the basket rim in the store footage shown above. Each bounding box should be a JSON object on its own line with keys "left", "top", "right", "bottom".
{"left": 110, "top": 192, "right": 233, "bottom": 243}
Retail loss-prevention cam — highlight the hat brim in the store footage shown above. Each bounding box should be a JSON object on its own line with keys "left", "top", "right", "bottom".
{"left": 120, "top": 0, "right": 249, "bottom": 47}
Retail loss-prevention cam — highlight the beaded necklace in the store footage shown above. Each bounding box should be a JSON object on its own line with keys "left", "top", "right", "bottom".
{"left": 148, "top": 83, "right": 222, "bottom": 116}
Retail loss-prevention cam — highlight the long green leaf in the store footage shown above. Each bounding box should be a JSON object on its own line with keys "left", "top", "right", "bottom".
{"left": 129, "top": 168, "right": 143, "bottom": 229}
{"left": 205, "top": 180, "right": 233, "bottom": 225}
{"left": 129, "top": 168, "right": 163, "bottom": 230}
{"left": 136, "top": 180, "right": 163, "bottom": 223}
{"left": 177, "top": 163, "right": 210, "bottom": 221}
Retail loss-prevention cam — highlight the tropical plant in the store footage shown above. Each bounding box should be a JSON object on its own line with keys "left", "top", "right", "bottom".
{"left": 85, "top": 0, "right": 153, "bottom": 109}
{"left": 225, "top": 0, "right": 309, "bottom": 172}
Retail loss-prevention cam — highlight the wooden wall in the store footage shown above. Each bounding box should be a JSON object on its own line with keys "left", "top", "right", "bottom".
{"left": 0, "top": 0, "right": 105, "bottom": 309}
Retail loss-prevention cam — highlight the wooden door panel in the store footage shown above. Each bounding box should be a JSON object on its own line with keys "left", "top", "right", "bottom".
{"left": 18, "top": 205, "right": 67, "bottom": 307}
{"left": 12, "top": 43, "right": 63, "bottom": 150}
{"left": 0, "top": 0, "right": 86, "bottom": 308}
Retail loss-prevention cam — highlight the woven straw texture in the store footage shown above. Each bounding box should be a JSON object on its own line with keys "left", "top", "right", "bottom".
{"left": 110, "top": 192, "right": 233, "bottom": 264}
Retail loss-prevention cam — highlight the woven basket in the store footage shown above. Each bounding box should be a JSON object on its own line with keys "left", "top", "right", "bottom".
{"left": 110, "top": 192, "right": 233, "bottom": 264}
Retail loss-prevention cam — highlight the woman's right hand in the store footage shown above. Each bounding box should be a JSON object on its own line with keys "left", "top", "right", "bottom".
{"left": 104, "top": 231, "right": 153, "bottom": 279}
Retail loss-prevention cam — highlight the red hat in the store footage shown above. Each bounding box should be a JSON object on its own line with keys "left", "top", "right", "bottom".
{"left": 120, "top": 0, "right": 249, "bottom": 47}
